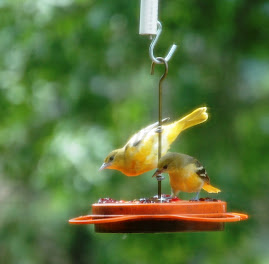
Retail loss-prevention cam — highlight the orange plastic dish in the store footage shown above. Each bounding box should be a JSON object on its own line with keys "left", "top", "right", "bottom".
{"left": 69, "top": 199, "right": 248, "bottom": 233}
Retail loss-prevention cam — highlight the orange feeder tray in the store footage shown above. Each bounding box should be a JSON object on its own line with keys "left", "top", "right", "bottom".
{"left": 69, "top": 197, "right": 248, "bottom": 233}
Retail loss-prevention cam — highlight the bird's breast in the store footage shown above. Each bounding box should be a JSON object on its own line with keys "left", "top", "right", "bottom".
{"left": 120, "top": 153, "right": 157, "bottom": 176}
{"left": 169, "top": 170, "right": 204, "bottom": 193}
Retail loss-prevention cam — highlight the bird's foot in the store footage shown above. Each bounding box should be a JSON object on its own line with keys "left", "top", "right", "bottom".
{"left": 189, "top": 192, "right": 200, "bottom": 201}
{"left": 155, "top": 126, "right": 163, "bottom": 133}
{"left": 156, "top": 174, "right": 165, "bottom": 181}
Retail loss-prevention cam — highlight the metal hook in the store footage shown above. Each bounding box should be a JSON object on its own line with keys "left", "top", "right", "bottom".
{"left": 149, "top": 21, "right": 177, "bottom": 64}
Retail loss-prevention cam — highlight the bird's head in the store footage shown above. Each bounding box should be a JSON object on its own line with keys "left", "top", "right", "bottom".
{"left": 152, "top": 152, "right": 178, "bottom": 177}
{"left": 99, "top": 149, "right": 123, "bottom": 171}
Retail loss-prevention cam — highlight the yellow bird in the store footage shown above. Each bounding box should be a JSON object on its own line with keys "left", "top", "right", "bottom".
{"left": 153, "top": 152, "right": 221, "bottom": 200}
{"left": 99, "top": 107, "right": 208, "bottom": 176}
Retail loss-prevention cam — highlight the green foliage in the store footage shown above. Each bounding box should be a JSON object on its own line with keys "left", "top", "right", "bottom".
{"left": 1, "top": 0, "right": 269, "bottom": 263}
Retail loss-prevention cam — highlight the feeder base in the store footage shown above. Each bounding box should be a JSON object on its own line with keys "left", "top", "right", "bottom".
{"left": 94, "top": 218, "right": 224, "bottom": 233}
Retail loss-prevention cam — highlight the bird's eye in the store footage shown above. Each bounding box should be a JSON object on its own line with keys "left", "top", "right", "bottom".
{"left": 109, "top": 156, "right": 114, "bottom": 161}
{"left": 163, "top": 165, "right": 168, "bottom": 169}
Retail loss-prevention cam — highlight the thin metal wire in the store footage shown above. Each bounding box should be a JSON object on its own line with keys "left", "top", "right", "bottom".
{"left": 149, "top": 21, "right": 176, "bottom": 200}
{"left": 149, "top": 21, "right": 177, "bottom": 64}
{"left": 151, "top": 57, "right": 168, "bottom": 200}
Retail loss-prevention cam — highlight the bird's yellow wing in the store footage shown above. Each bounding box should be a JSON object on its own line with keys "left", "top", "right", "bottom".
{"left": 124, "top": 118, "right": 170, "bottom": 149}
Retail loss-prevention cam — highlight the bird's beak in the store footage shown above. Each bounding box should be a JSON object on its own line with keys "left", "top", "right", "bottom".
{"left": 152, "top": 169, "right": 162, "bottom": 178}
{"left": 99, "top": 162, "right": 110, "bottom": 171}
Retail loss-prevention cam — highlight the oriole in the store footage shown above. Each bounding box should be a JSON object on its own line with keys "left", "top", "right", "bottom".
{"left": 99, "top": 107, "right": 208, "bottom": 176}
{"left": 152, "top": 152, "right": 221, "bottom": 200}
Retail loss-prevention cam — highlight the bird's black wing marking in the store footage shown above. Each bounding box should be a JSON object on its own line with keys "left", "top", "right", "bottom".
{"left": 126, "top": 117, "right": 170, "bottom": 148}
{"left": 194, "top": 160, "right": 210, "bottom": 183}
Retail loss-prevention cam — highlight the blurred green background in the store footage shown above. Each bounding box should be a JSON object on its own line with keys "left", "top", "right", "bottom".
{"left": 1, "top": 0, "right": 269, "bottom": 263}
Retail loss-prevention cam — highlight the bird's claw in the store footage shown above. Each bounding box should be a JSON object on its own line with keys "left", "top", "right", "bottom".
{"left": 155, "top": 126, "right": 163, "bottom": 133}
{"left": 156, "top": 174, "right": 165, "bottom": 181}
{"left": 190, "top": 192, "right": 200, "bottom": 201}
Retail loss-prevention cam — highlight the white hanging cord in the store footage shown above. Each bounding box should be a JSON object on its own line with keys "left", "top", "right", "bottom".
{"left": 139, "top": 0, "right": 158, "bottom": 35}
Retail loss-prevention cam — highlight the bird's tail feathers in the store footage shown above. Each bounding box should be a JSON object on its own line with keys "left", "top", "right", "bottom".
{"left": 179, "top": 107, "right": 208, "bottom": 131}
{"left": 164, "top": 107, "right": 208, "bottom": 147}
{"left": 202, "top": 183, "right": 221, "bottom": 193}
